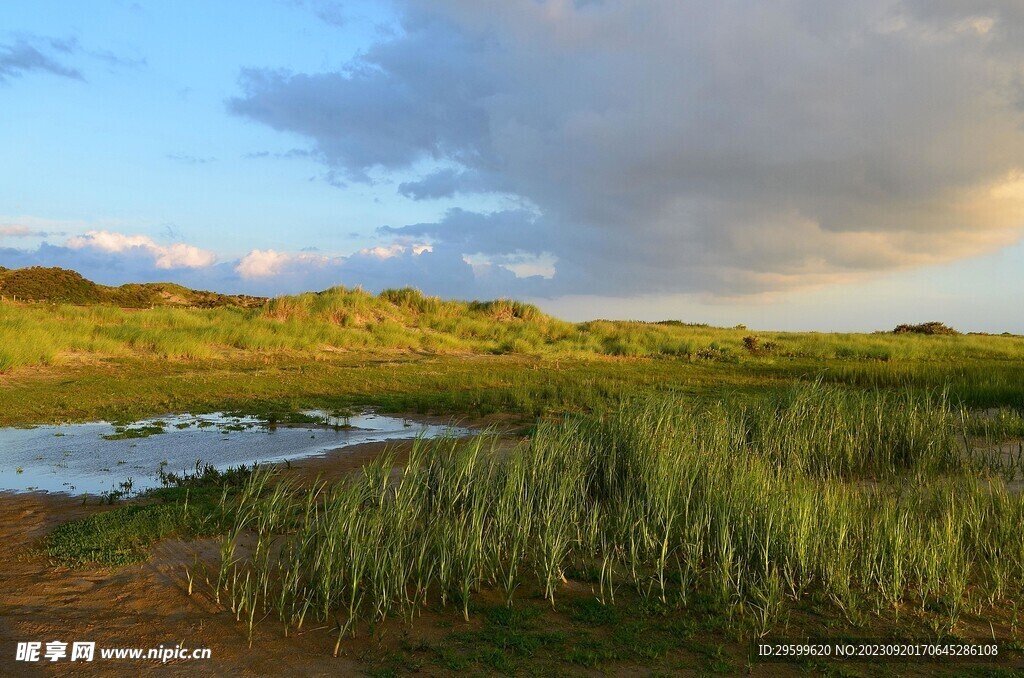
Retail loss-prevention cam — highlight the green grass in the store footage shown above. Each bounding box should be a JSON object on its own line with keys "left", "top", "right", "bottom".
{"left": 0, "top": 352, "right": 751, "bottom": 427}
{"left": 169, "top": 383, "right": 1023, "bottom": 652}
{"left": 41, "top": 469, "right": 253, "bottom": 566}
{"left": 101, "top": 424, "right": 166, "bottom": 440}
{"left": 46, "top": 504, "right": 164, "bottom": 566}
{"left": 43, "top": 501, "right": 210, "bottom": 567}
{"left": 20, "top": 358, "right": 1024, "bottom": 673}
{"left": 4, "top": 350, "right": 1024, "bottom": 434}
{"left": 4, "top": 279, "right": 1024, "bottom": 376}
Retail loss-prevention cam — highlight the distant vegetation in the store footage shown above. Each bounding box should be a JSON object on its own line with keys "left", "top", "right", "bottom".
{"left": 0, "top": 266, "right": 264, "bottom": 308}
{"left": 893, "top": 321, "right": 960, "bottom": 336}
{"left": 0, "top": 267, "right": 1021, "bottom": 375}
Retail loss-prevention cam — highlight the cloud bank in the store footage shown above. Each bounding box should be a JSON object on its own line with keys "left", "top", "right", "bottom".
{"left": 66, "top": 231, "right": 217, "bottom": 269}
{"left": 225, "top": 0, "right": 1024, "bottom": 298}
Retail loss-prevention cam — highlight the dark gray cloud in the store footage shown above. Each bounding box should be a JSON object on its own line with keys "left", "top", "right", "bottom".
{"left": 228, "top": 55, "right": 492, "bottom": 183}
{"left": 397, "top": 169, "right": 465, "bottom": 201}
{"left": 397, "top": 169, "right": 496, "bottom": 200}
{"left": 228, "top": 0, "right": 1024, "bottom": 298}
{"left": 380, "top": 208, "right": 550, "bottom": 256}
{"left": 0, "top": 38, "right": 84, "bottom": 83}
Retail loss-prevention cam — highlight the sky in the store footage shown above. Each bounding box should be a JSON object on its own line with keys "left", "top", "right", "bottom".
{"left": 2, "top": 0, "right": 1023, "bottom": 332}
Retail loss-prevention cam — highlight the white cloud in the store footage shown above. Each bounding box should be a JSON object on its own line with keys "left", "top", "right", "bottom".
{"left": 64, "top": 230, "right": 216, "bottom": 269}
{"left": 463, "top": 250, "right": 557, "bottom": 279}
{"left": 237, "top": 242, "right": 434, "bottom": 280}
{"left": 357, "top": 244, "right": 405, "bottom": 260}
{"left": 235, "top": 248, "right": 334, "bottom": 279}
{"left": 155, "top": 242, "right": 218, "bottom": 269}
{"left": 501, "top": 253, "right": 557, "bottom": 280}
{"left": 355, "top": 243, "right": 433, "bottom": 260}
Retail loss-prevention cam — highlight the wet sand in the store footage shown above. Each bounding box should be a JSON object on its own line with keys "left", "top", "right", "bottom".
{"left": 0, "top": 443, "right": 411, "bottom": 676}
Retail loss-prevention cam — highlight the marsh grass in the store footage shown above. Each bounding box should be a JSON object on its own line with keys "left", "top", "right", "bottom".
{"left": 102, "top": 424, "right": 166, "bottom": 440}
{"left": 43, "top": 500, "right": 220, "bottom": 567}
{"left": 4, "top": 289, "right": 1024, "bottom": 374}
{"left": 41, "top": 464, "right": 259, "bottom": 566}
{"left": 788, "top": 360, "right": 1024, "bottom": 409}
{"left": 206, "top": 382, "right": 1024, "bottom": 645}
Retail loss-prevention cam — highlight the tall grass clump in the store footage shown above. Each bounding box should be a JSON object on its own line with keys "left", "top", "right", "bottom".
{"left": 379, "top": 287, "right": 445, "bottom": 316}
{"left": 210, "top": 381, "right": 1024, "bottom": 644}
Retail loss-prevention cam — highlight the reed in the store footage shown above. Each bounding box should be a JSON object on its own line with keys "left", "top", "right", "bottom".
{"left": 207, "top": 381, "right": 1024, "bottom": 643}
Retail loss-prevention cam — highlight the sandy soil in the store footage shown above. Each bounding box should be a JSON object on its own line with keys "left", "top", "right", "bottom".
{"left": 0, "top": 445, "right": 417, "bottom": 676}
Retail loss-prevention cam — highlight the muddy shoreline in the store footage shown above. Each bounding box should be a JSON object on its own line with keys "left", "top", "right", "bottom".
{"left": 0, "top": 415, "right": 529, "bottom": 676}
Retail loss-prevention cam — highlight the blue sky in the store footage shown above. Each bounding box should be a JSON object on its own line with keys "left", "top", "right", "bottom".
{"left": 2, "top": 1, "right": 1023, "bottom": 332}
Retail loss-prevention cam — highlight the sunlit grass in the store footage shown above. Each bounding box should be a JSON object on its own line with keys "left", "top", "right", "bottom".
{"left": 4, "top": 289, "right": 1024, "bottom": 376}
{"left": 199, "top": 382, "right": 1024, "bottom": 646}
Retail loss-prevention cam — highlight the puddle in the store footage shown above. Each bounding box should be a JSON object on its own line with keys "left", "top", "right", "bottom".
{"left": 0, "top": 411, "right": 468, "bottom": 496}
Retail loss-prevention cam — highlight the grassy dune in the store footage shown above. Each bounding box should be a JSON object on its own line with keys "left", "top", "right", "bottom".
{"left": 3, "top": 281, "right": 1024, "bottom": 373}
{"left": 0, "top": 265, "right": 264, "bottom": 309}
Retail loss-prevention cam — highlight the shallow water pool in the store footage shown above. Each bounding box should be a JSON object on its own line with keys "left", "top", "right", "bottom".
{"left": 0, "top": 411, "right": 468, "bottom": 496}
